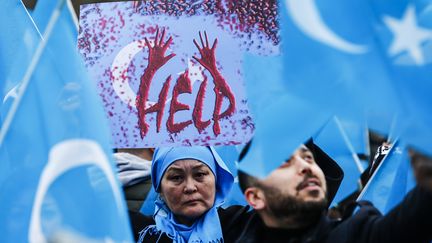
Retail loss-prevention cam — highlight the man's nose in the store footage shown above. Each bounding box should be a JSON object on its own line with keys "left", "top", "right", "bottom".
{"left": 183, "top": 177, "right": 198, "bottom": 194}
{"left": 294, "top": 155, "right": 313, "bottom": 175}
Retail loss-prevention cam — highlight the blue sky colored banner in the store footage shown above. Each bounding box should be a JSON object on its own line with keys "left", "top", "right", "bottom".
{"left": 78, "top": 1, "right": 279, "bottom": 148}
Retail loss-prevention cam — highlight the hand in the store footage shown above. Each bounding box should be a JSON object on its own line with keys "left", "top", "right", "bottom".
{"left": 193, "top": 31, "right": 218, "bottom": 74}
{"left": 409, "top": 148, "right": 432, "bottom": 191}
{"left": 145, "top": 27, "right": 176, "bottom": 70}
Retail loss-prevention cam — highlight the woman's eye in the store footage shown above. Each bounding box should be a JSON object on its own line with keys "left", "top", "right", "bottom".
{"left": 195, "top": 171, "right": 208, "bottom": 179}
{"left": 169, "top": 175, "right": 183, "bottom": 182}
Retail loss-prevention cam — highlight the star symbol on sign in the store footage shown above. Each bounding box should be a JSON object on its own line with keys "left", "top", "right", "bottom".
{"left": 383, "top": 5, "right": 432, "bottom": 65}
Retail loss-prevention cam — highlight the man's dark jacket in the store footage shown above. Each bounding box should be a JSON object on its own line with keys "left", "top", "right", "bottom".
{"left": 221, "top": 186, "right": 432, "bottom": 243}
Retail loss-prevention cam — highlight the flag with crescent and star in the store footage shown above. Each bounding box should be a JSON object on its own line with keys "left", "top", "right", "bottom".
{"left": 0, "top": 1, "right": 132, "bottom": 242}
{"left": 280, "top": 0, "right": 432, "bottom": 155}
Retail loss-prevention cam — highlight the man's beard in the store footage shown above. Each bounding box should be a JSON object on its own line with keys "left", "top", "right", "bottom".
{"left": 260, "top": 184, "right": 328, "bottom": 227}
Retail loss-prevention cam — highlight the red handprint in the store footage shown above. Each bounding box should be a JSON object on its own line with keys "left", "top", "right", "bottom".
{"left": 193, "top": 31, "right": 236, "bottom": 136}
{"left": 145, "top": 28, "right": 175, "bottom": 71}
{"left": 136, "top": 28, "right": 176, "bottom": 138}
{"left": 193, "top": 32, "right": 218, "bottom": 73}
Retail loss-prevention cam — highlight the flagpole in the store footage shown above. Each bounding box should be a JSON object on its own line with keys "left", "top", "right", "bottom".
{"left": 22, "top": 0, "right": 44, "bottom": 40}
{"left": 66, "top": 0, "right": 79, "bottom": 31}
{"left": 0, "top": 0, "right": 66, "bottom": 146}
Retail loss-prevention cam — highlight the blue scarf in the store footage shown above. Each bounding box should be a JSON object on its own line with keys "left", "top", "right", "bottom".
{"left": 139, "top": 146, "right": 234, "bottom": 243}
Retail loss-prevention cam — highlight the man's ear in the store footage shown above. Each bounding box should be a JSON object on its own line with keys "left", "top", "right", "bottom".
{"left": 244, "top": 187, "right": 266, "bottom": 210}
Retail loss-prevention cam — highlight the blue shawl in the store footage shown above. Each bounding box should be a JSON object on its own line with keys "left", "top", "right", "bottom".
{"left": 139, "top": 146, "right": 234, "bottom": 243}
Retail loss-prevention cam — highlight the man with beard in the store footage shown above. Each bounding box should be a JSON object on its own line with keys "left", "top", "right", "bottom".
{"left": 221, "top": 141, "right": 432, "bottom": 243}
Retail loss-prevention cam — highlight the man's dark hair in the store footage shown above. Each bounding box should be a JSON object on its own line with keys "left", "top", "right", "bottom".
{"left": 238, "top": 170, "right": 259, "bottom": 193}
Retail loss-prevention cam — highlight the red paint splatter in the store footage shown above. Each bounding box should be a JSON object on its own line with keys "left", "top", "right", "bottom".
{"left": 133, "top": 0, "right": 279, "bottom": 45}
{"left": 118, "top": 10, "right": 125, "bottom": 27}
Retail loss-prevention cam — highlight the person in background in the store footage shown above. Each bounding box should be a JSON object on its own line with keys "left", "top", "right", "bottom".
{"left": 114, "top": 148, "right": 154, "bottom": 212}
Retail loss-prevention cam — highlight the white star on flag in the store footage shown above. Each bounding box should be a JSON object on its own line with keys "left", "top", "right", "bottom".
{"left": 383, "top": 5, "right": 432, "bottom": 65}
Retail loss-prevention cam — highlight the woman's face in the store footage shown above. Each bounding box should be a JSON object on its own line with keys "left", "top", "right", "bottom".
{"left": 160, "top": 159, "right": 216, "bottom": 226}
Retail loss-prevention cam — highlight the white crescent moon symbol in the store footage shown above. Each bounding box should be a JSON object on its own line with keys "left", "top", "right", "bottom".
{"left": 285, "top": 0, "right": 368, "bottom": 54}
{"left": 111, "top": 40, "right": 187, "bottom": 109}
{"left": 28, "top": 139, "right": 123, "bottom": 243}
{"left": 111, "top": 40, "right": 144, "bottom": 108}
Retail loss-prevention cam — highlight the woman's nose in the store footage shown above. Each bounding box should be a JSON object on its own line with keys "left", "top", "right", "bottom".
{"left": 183, "top": 177, "right": 198, "bottom": 193}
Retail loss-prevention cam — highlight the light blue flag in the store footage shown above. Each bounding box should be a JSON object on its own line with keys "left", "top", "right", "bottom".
{"left": 357, "top": 141, "right": 415, "bottom": 214}
{"left": 314, "top": 117, "right": 363, "bottom": 205}
{"left": 241, "top": 53, "right": 331, "bottom": 178}
{"left": 280, "top": 0, "right": 406, "bottom": 137}
{"left": 368, "top": 1, "right": 432, "bottom": 156}
{"left": 242, "top": 53, "right": 287, "bottom": 119}
{"left": 0, "top": 1, "right": 132, "bottom": 242}
{"left": 0, "top": 0, "right": 41, "bottom": 101}
{"left": 239, "top": 93, "right": 331, "bottom": 178}
{"left": 339, "top": 119, "right": 369, "bottom": 158}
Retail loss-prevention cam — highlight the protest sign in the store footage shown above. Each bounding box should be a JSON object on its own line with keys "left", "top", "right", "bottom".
{"left": 79, "top": 1, "right": 279, "bottom": 147}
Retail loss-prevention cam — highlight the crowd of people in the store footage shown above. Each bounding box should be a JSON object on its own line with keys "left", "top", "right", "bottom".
{"left": 4, "top": 1, "right": 431, "bottom": 243}
{"left": 115, "top": 139, "right": 432, "bottom": 243}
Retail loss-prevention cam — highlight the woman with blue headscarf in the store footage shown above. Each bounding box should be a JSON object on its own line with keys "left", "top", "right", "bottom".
{"left": 134, "top": 146, "right": 234, "bottom": 243}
